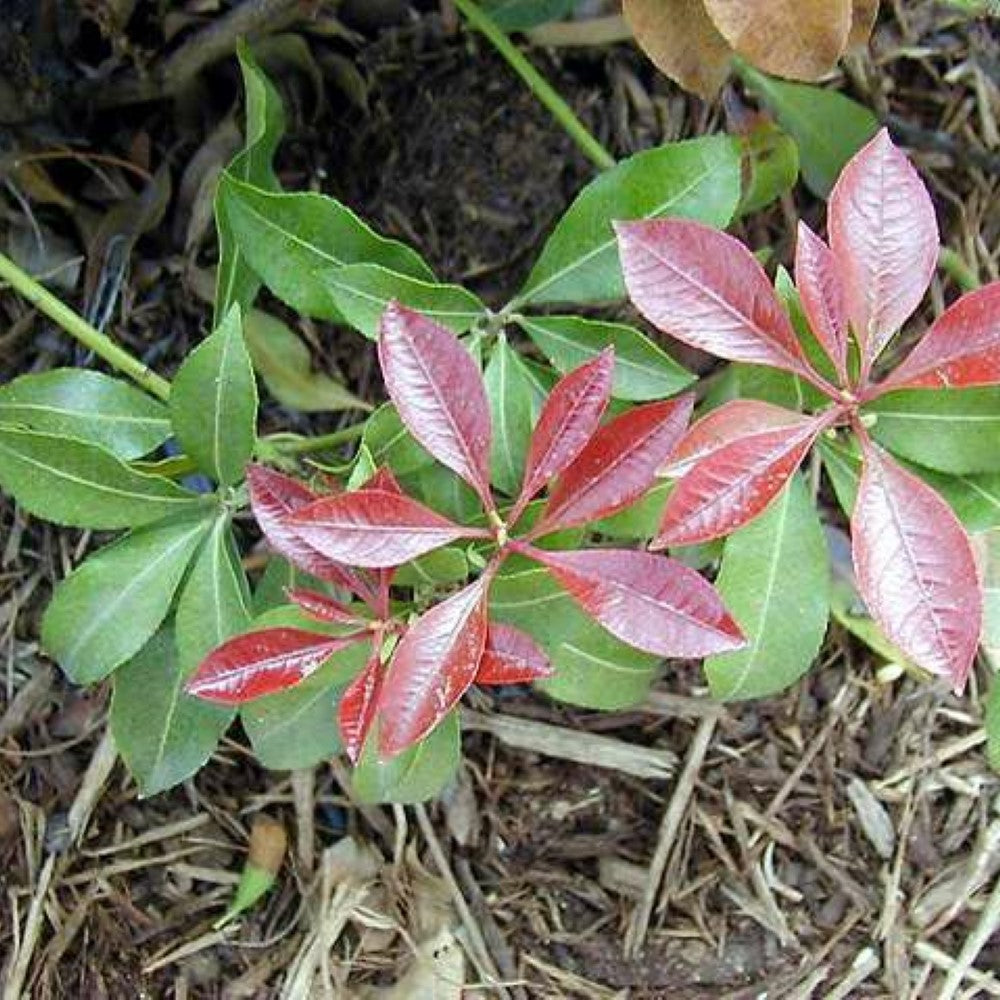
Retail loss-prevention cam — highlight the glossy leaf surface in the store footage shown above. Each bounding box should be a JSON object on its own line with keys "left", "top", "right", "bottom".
{"left": 540, "top": 395, "right": 694, "bottom": 531}
{"left": 476, "top": 623, "right": 553, "bottom": 685}
{"left": 378, "top": 578, "right": 488, "bottom": 756}
{"left": 616, "top": 218, "right": 812, "bottom": 377}
{"left": 186, "top": 627, "right": 362, "bottom": 704}
{"left": 112, "top": 629, "right": 233, "bottom": 796}
{"left": 379, "top": 304, "right": 493, "bottom": 508}
{"left": 525, "top": 547, "right": 744, "bottom": 657}
{"left": 517, "top": 351, "right": 613, "bottom": 511}
{"left": 795, "top": 222, "right": 849, "bottom": 381}
{"left": 518, "top": 136, "right": 742, "bottom": 305}
{"left": 662, "top": 399, "right": 809, "bottom": 478}
{"left": 362, "top": 404, "right": 436, "bottom": 478}
{"left": 706, "top": 475, "right": 829, "bottom": 699}
{"left": 655, "top": 415, "right": 825, "bottom": 546}
{"left": 0, "top": 427, "right": 200, "bottom": 530}
{"left": 828, "top": 129, "right": 939, "bottom": 363}
{"left": 0, "top": 369, "right": 170, "bottom": 460}
{"left": 287, "top": 589, "right": 364, "bottom": 626}
{"left": 852, "top": 440, "right": 980, "bottom": 691}
{"left": 287, "top": 488, "right": 475, "bottom": 568}
{"left": 878, "top": 283, "right": 1000, "bottom": 392}
{"left": 42, "top": 513, "right": 210, "bottom": 683}
{"left": 517, "top": 314, "right": 693, "bottom": 401}
{"left": 339, "top": 649, "right": 383, "bottom": 764}
{"left": 170, "top": 304, "right": 257, "bottom": 486}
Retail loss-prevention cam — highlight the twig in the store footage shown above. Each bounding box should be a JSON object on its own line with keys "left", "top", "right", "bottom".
{"left": 2, "top": 854, "right": 56, "bottom": 1000}
{"left": 937, "top": 872, "right": 1000, "bottom": 1000}
{"left": 291, "top": 768, "right": 315, "bottom": 877}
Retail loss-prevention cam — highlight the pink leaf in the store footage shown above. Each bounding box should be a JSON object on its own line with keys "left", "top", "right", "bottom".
{"left": 287, "top": 588, "right": 366, "bottom": 626}
{"left": 378, "top": 577, "right": 489, "bottom": 755}
{"left": 286, "top": 488, "right": 480, "bottom": 569}
{"left": 379, "top": 303, "right": 494, "bottom": 510}
{"left": 514, "top": 350, "right": 613, "bottom": 518}
{"left": 538, "top": 395, "right": 694, "bottom": 532}
{"left": 524, "top": 547, "right": 744, "bottom": 657}
{"left": 615, "top": 218, "right": 815, "bottom": 378}
{"left": 186, "top": 628, "right": 363, "bottom": 704}
{"left": 795, "top": 221, "right": 849, "bottom": 382}
{"left": 828, "top": 128, "right": 939, "bottom": 367}
{"left": 875, "top": 283, "right": 1000, "bottom": 392}
{"left": 476, "top": 623, "right": 552, "bottom": 685}
{"left": 661, "top": 399, "right": 810, "bottom": 478}
{"left": 654, "top": 415, "right": 827, "bottom": 547}
{"left": 852, "top": 439, "right": 980, "bottom": 691}
{"left": 338, "top": 649, "right": 383, "bottom": 764}
{"left": 247, "top": 465, "right": 374, "bottom": 600}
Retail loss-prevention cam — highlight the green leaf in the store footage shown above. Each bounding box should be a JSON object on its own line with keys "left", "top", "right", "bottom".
{"left": 0, "top": 369, "right": 170, "bottom": 460}
{"left": 591, "top": 480, "right": 671, "bottom": 539}
{"left": 774, "top": 266, "right": 840, "bottom": 386}
{"left": 215, "top": 43, "right": 286, "bottom": 322}
{"left": 112, "top": 628, "right": 233, "bottom": 796}
{"left": 735, "top": 64, "right": 879, "bottom": 198}
{"left": 517, "top": 314, "right": 693, "bottom": 401}
{"left": 0, "top": 427, "right": 201, "bottom": 529}
{"left": 42, "top": 512, "right": 212, "bottom": 684}
{"left": 489, "top": 557, "right": 660, "bottom": 709}
{"left": 483, "top": 0, "right": 578, "bottom": 30}
{"left": 978, "top": 529, "right": 1000, "bottom": 673}
{"left": 323, "top": 263, "right": 486, "bottom": 339}
{"left": 353, "top": 711, "right": 460, "bottom": 804}
{"left": 220, "top": 175, "right": 434, "bottom": 320}
{"left": 866, "top": 388, "right": 1000, "bottom": 475}
{"left": 171, "top": 304, "right": 258, "bottom": 486}
{"left": 175, "top": 515, "right": 252, "bottom": 671}
{"left": 819, "top": 436, "right": 860, "bottom": 517}
{"left": 736, "top": 120, "right": 799, "bottom": 216}
{"left": 485, "top": 334, "right": 541, "bottom": 497}
{"left": 702, "top": 362, "right": 826, "bottom": 412}
{"left": 242, "top": 642, "right": 369, "bottom": 770}
{"left": 363, "top": 404, "right": 435, "bottom": 477}
{"left": 244, "top": 308, "right": 367, "bottom": 412}
{"left": 706, "top": 475, "right": 829, "bottom": 700}
{"left": 394, "top": 547, "right": 470, "bottom": 587}
{"left": 410, "top": 465, "right": 481, "bottom": 523}
{"left": 516, "top": 135, "right": 742, "bottom": 305}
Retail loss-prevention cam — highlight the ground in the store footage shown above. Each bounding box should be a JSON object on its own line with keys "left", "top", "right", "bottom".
{"left": 1, "top": 1, "right": 1000, "bottom": 997}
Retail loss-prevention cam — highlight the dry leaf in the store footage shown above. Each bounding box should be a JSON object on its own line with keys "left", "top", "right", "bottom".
{"left": 624, "top": 0, "right": 733, "bottom": 99}
{"left": 848, "top": 0, "right": 879, "bottom": 49}
{"left": 702, "top": 0, "right": 852, "bottom": 80}
{"left": 364, "top": 927, "right": 465, "bottom": 1000}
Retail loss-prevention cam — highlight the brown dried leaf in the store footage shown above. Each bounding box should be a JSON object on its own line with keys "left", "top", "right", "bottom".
{"left": 624, "top": 0, "right": 733, "bottom": 99}
{"left": 702, "top": 0, "right": 852, "bottom": 80}
{"left": 848, "top": 0, "right": 879, "bottom": 49}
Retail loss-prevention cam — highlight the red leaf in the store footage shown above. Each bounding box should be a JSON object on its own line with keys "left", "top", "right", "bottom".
{"left": 366, "top": 466, "right": 403, "bottom": 494}
{"left": 852, "top": 439, "right": 980, "bottom": 691}
{"left": 654, "top": 415, "right": 826, "bottom": 547}
{"left": 286, "top": 488, "right": 480, "bottom": 569}
{"left": 513, "top": 350, "right": 613, "bottom": 518}
{"left": 661, "top": 399, "right": 810, "bottom": 478}
{"left": 828, "top": 128, "right": 939, "bottom": 368}
{"left": 538, "top": 395, "right": 694, "bottom": 533}
{"left": 615, "top": 218, "right": 815, "bottom": 378}
{"left": 379, "top": 303, "right": 494, "bottom": 510}
{"left": 378, "top": 577, "right": 489, "bottom": 755}
{"left": 875, "top": 283, "right": 1000, "bottom": 392}
{"left": 795, "top": 221, "right": 849, "bottom": 382}
{"left": 247, "top": 465, "right": 374, "bottom": 600}
{"left": 186, "top": 628, "right": 363, "bottom": 704}
{"left": 476, "top": 623, "right": 552, "bottom": 685}
{"left": 338, "top": 649, "right": 383, "bottom": 764}
{"left": 524, "top": 547, "right": 744, "bottom": 658}
{"left": 287, "top": 588, "right": 366, "bottom": 626}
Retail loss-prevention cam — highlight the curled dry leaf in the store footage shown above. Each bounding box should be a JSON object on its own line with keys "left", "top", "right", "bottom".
{"left": 623, "top": 0, "right": 732, "bottom": 99}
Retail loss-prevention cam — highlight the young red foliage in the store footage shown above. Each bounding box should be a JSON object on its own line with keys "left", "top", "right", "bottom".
{"left": 476, "top": 624, "right": 552, "bottom": 685}
{"left": 513, "top": 349, "right": 613, "bottom": 520}
{"left": 379, "top": 302, "right": 495, "bottom": 512}
{"left": 285, "top": 489, "right": 483, "bottom": 568}
{"left": 537, "top": 395, "right": 693, "bottom": 533}
{"left": 852, "top": 438, "right": 981, "bottom": 690}
{"left": 523, "top": 546, "right": 744, "bottom": 658}
{"left": 338, "top": 648, "right": 384, "bottom": 764}
{"left": 618, "top": 127, "right": 1000, "bottom": 691}
{"left": 377, "top": 577, "right": 489, "bottom": 755}
{"left": 286, "top": 588, "right": 366, "bottom": 626}
{"left": 185, "top": 628, "right": 366, "bottom": 704}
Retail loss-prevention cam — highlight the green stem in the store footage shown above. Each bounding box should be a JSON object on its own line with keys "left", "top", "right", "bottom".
{"left": 0, "top": 251, "right": 172, "bottom": 402}
{"left": 452, "top": 0, "right": 616, "bottom": 172}
{"left": 938, "top": 246, "right": 981, "bottom": 293}
{"left": 259, "top": 422, "right": 367, "bottom": 457}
